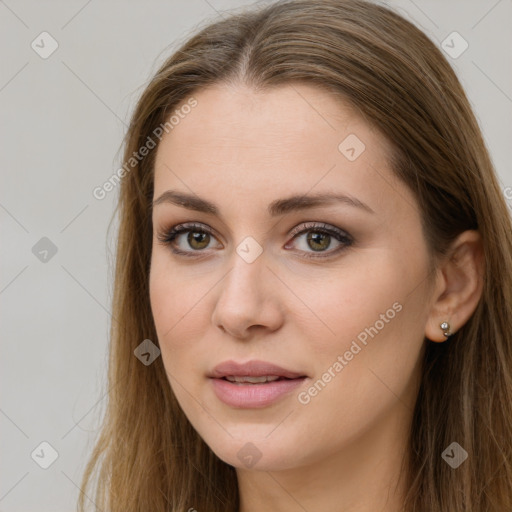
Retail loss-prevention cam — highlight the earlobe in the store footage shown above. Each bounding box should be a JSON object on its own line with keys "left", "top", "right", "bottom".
{"left": 424, "top": 230, "right": 484, "bottom": 343}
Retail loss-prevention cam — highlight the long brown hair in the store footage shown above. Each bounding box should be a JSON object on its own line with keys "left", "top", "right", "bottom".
{"left": 78, "top": 1, "right": 512, "bottom": 510}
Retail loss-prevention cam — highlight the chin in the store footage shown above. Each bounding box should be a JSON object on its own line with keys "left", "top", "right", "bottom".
{"left": 201, "top": 430, "right": 311, "bottom": 472}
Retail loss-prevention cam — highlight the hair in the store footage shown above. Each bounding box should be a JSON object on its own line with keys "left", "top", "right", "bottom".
{"left": 78, "top": 0, "right": 512, "bottom": 510}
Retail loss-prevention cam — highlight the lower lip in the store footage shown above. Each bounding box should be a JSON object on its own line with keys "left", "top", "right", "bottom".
{"left": 210, "top": 377, "right": 306, "bottom": 408}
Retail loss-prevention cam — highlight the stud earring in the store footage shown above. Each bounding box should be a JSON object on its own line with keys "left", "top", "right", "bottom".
{"left": 440, "top": 321, "right": 453, "bottom": 339}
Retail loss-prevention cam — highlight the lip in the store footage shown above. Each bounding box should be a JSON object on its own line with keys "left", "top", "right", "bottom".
{"left": 208, "top": 360, "right": 308, "bottom": 409}
{"left": 209, "top": 359, "right": 307, "bottom": 379}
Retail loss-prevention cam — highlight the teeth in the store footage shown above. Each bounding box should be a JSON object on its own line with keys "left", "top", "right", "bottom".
{"left": 225, "top": 375, "right": 281, "bottom": 384}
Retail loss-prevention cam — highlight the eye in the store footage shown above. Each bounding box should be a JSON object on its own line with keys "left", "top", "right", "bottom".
{"left": 156, "top": 221, "right": 353, "bottom": 260}
{"left": 285, "top": 222, "right": 353, "bottom": 259}
{"left": 156, "top": 222, "right": 222, "bottom": 257}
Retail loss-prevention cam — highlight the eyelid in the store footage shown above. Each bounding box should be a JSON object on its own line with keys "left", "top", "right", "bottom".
{"left": 160, "top": 222, "right": 218, "bottom": 239}
{"left": 288, "top": 221, "right": 350, "bottom": 239}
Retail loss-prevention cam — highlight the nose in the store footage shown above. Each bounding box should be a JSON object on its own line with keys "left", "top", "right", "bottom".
{"left": 211, "top": 253, "right": 285, "bottom": 340}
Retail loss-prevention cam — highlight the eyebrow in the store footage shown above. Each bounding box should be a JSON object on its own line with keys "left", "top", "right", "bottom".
{"left": 152, "top": 190, "right": 375, "bottom": 216}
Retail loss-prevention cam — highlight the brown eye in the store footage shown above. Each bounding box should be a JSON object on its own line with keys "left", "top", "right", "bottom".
{"left": 187, "top": 231, "right": 210, "bottom": 250}
{"left": 286, "top": 222, "right": 353, "bottom": 259}
{"left": 306, "top": 231, "right": 332, "bottom": 251}
{"left": 156, "top": 222, "right": 222, "bottom": 257}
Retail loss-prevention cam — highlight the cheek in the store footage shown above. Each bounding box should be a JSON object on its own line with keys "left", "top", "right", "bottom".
{"left": 287, "top": 249, "right": 427, "bottom": 411}
{"left": 290, "top": 251, "right": 427, "bottom": 429}
{"left": 286, "top": 250, "right": 412, "bottom": 352}
{"left": 149, "top": 253, "right": 215, "bottom": 378}
{"left": 149, "top": 251, "right": 207, "bottom": 334}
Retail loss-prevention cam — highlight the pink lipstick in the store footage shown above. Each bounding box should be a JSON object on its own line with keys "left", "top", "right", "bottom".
{"left": 208, "top": 360, "right": 307, "bottom": 408}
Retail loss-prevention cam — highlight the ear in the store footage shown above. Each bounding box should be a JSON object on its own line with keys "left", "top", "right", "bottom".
{"left": 425, "top": 230, "right": 485, "bottom": 343}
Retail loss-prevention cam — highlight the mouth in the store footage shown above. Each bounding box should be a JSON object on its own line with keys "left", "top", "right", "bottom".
{"left": 220, "top": 375, "right": 303, "bottom": 384}
{"left": 208, "top": 360, "right": 308, "bottom": 408}
{"left": 208, "top": 359, "right": 307, "bottom": 380}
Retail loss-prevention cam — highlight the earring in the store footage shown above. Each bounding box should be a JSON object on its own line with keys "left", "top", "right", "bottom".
{"left": 440, "top": 321, "right": 453, "bottom": 339}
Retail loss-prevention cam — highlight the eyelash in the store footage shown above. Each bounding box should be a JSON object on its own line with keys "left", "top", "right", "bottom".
{"left": 156, "top": 221, "right": 353, "bottom": 260}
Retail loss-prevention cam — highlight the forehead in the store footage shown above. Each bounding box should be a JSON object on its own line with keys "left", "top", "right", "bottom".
{"left": 152, "top": 82, "right": 411, "bottom": 219}
{"left": 155, "top": 82, "right": 381, "bottom": 159}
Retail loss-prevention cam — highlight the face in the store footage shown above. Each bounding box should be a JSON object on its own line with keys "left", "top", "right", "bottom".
{"left": 149, "top": 83, "right": 433, "bottom": 471}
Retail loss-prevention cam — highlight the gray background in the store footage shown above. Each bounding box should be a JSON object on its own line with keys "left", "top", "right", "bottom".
{"left": 1, "top": 0, "right": 511, "bottom": 510}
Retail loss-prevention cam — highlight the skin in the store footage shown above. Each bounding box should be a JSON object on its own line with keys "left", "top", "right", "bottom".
{"left": 149, "top": 82, "right": 484, "bottom": 512}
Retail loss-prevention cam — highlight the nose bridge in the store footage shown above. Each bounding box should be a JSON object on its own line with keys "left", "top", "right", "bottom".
{"left": 221, "top": 225, "right": 269, "bottom": 296}
{"left": 220, "top": 246, "right": 268, "bottom": 308}
{"left": 212, "top": 246, "right": 283, "bottom": 337}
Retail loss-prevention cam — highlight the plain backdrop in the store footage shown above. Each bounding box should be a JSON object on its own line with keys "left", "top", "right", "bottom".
{"left": 1, "top": 0, "right": 511, "bottom": 510}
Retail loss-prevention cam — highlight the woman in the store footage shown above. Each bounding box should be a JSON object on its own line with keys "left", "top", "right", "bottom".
{"left": 79, "top": 0, "right": 512, "bottom": 510}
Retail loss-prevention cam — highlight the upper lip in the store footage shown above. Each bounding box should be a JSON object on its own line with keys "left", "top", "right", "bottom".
{"left": 209, "top": 360, "right": 307, "bottom": 379}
